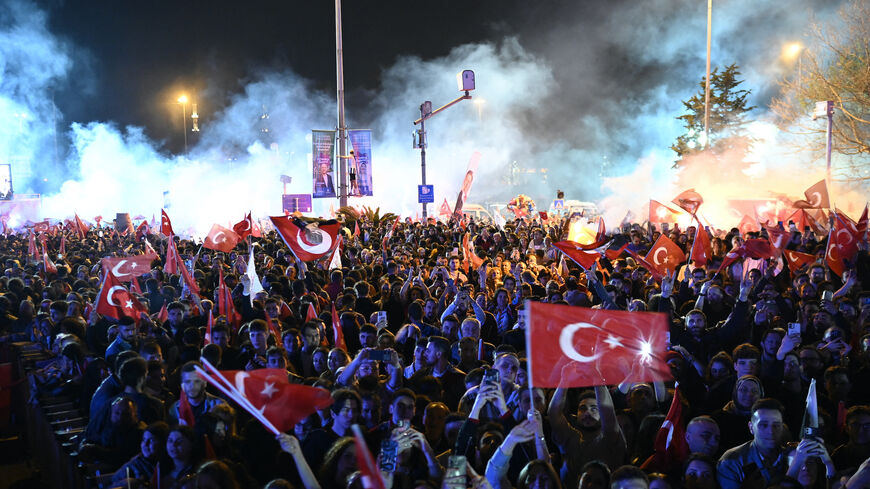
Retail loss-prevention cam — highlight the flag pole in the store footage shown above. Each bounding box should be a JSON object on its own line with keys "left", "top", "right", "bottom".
{"left": 523, "top": 300, "right": 533, "bottom": 405}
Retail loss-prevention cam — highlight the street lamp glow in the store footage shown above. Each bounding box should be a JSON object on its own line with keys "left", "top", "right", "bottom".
{"left": 177, "top": 94, "right": 189, "bottom": 104}
{"left": 782, "top": 42, "right": 803, "bottom": 61}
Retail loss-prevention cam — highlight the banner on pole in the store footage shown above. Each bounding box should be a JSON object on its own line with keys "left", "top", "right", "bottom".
{"left": 453, "top": 152, "right": 481, "bottom": 219}
{"left": 312, "top": 130, "right": 336, "bottom": 199}
{"left": 348, "top": 129, "right": 373, "bottom": 197}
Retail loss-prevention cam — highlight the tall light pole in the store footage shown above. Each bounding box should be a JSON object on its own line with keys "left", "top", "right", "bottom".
{"left": 335, "top": 0, "right": 348, "bottom": 208}
{"left": 177, "top": 95, "right": 189, "bottom": 154}
{"left": 413, "top": 70, "right": 475, "bottom": 219}
{"left": 783, "top": 42, "right": 803, "bottom": 88}
{"left": 703, "top": 0, "right": 712, "bottom": 149}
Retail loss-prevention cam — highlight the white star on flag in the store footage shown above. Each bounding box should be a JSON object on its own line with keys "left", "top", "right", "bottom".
{"left": 125, "top": 300, "right": 133, "bottom": 309}
{"left": 130, "top": 262, "right": 138, "bottom": 269}
{"left": 260, "top": 382, "right": 278, "bottom": 399}
{"left": 604, "top": 334, "right": 624, "bottom": 349}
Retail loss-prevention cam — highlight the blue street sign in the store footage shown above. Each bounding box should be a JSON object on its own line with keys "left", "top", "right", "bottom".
{"left": 418, "top": 185, "right": 434, "bottom": 203}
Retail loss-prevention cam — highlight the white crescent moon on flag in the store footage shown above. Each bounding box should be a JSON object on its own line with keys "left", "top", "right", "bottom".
{"left": 828, "top": 243, "right": 839, "bottom": 262}
{"left": 107, "top": 285, "right": 125, "bottom": 306}
{"left": 653, "top": 247, "right": 668, "bottom": 266}
{"left": 111, "top": 259, "right": 129, "bottom": 277}
{"left": 295, "top": 228, "right": 332, "bottom": 254}
{"left": 809, "top": 192, "right": 822, "bottom": 207}
{"left": 234, "top": 371, "right": 250, "bottom": 397}
{"left": 213, "top": 231, "right": 226, "bottom": 243}
{"left": 559, "top": 322, "right": 603, "bottom": 363}
{"left": 837, "top": 228, "right": 853, "bottom": 246}
{"left": 240, "top": 218, "right": 251, "bottom": 231}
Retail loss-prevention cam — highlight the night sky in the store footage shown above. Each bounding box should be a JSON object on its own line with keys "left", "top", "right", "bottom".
{"left": 2, "top": 0, "right": 852, "bottom": 225}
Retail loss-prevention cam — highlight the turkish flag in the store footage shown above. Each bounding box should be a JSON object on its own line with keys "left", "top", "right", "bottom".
{"left": 203, "top": 224, "right": 241, "bottom": 253}
{"left": 826, "top": 212, "right": 860, "bottom": 277}
{"left": 270, "top": 216, "right": 341, "bottom": 262}
{"left": 644, "top": 234, "right": 686, "bottom": 276}
{"left": 265, "top": 310, "right": 282, "bottom": 344}
{"left": 718, "top": 239, "right": 775, "bottom": 273}
{"left": 220, "top": 369, "right": 333, "bottom": 433}
{"left": 306, "top": 303, "right": 318, "bottom": 322}
{"left": 33, "top": 221, "right": 49, "bottom": 233}
{"left": 672, "top": 189, "right": 704, "bottom": 215}
{"left": 764, "top": 225, "right": 789, "bottom": 257}
{"left": 164, "top": 235, "right": 179, "bottom": 275}
{"left": 627, "top": 248, "right": 665, "bottom": 282}
{"left": 135, "top": 221, "right": 149, "bottom": 241}
{"left": 526, "top": 301, "right": 672, "bottom": 388}
{"left": 178, "top": 389, "right": 196, "bottom": 427}
{"left": 161, "top": 209, "right": 174, "bottom": 236}
{"left": 233, "top": 213, "right": 255, "bottom": 240}
{"left": 353, "top": 221, "right": 360, "bottom": 237}
{"left": 332, "top": 303, "right": 347, "bottom": 352}
{"left": 857, "top": 205, "right": 868, "bottom": 238}
{"left": 439, "top": 198, "right": 452, "bottom": 218}
{"left": 43, "top": 251, "right": 58, "bottom": 275}
{"left": 354, "top": 426, "right": 387, "bottom": 489}
{"left": 691, "top": 227, "right": 713, "bottom": 268}
{"left": 28, "top": 232, "right": 38, "bottom": 261}
{"left": 786, "top": 208, "right": 824, "bottom": 235}
{"left": 96, "top": 270, "right": 148, "bottom": 321}
{"left": 783, "top": 249, "right": 816, "bottom": 273}
{"left": 217, "top": 268, "right": 240, "bottom": 328}
{"left": 794, "top": 180, "right": 830, "bottom": 209}
{"left": 59, "top": 234, "right": 66, "bottom": 255}
{"left": 649, "top": 199, "right": 683, "bottom": 224}
{"left": 641, "top": 385, "right": 688, "bottom": 472}
{"left": 553, "top": 241, "right": 601, "bottom": 269}
{"left": 738, "top": 214, "right": 759, "bottom": 235}
{"left": 74, "top": 214, "right": 89, "bottom": 239}
{"left": 102, "top": 255, "right": 156, "bottom": 281}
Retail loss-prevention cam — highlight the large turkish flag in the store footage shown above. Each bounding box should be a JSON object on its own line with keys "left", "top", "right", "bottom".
{"left": 270, "top": 216, "right": 341, "bottom": 262}
{"left": 644, "top": 234, "right": 686, "bottom": 276}
{"left": 525, "top": 301, "right": 672, "bottom": 388}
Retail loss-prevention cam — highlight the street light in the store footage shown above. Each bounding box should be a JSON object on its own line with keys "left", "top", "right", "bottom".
{"left": 413, "top": 70, "right": 475, "bottom": 219}
{"left": 782, "top": 42, "right": 803, "bottom": 88}
{"left": 473, "top": 98, "right": 485, "bottom": 120}
{"left": 177, "top": 95, "right": 189, "bottom": 154}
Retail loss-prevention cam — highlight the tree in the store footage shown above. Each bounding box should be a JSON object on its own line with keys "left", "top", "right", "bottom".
{"left": 671, "top": 64, "right": 756, "bottom": 167}
{"left": 771, "top": 0, "right": 870, "bottom": 181}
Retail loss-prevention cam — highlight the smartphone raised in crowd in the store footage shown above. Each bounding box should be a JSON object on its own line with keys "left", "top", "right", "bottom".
{"left": 787, "top": 322, "right": 801, "bottom": 337}
{"left": 444, "top": 455, "right": 467, "bottom": 489}
{"left": 483, "top": 368, "right": 500, "bottom": 385}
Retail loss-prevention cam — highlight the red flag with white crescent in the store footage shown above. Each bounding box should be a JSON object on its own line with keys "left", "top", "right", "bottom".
{"left": 650, "top": 199, "right": 683, "bottom": 224}
{"left": 102, "top": 255, "right": 156, "bottom": 281}
{"left": 691, "top": 227, "right": 713, "bottom": 268}
{"left": 233, "top": 212, "right": 255, "bottom": 240}
{"left": 203, "top": 224, "right": 241, "bottom": 253}
{"left": 332, "top": 303, "right": 347, "bottom": 352}
{"left": 826, "top": 212, "right": 860, "bottom": 277}
{"left": 161, "top": 209, "right": 174, "bottom": 236}
{"left": 219, "top": 369, "right": 333, "bottom": 433}
{"left": 793, "top": 180, "right": 830, "bottom": 209}
{"left": 644, "top": 234, "right": 687, "bottom": 276}
{"left": 164, "top": 235, "right": 179, "bottom": 275}
{"left": 95, "top": 270, "right": 148, "bottom": 321}
{"left": 672, "top": 189, "right": 704, "bottom": 215}
{"left": 783, "top": 249, "right": 816, "bottom": 273}
{"left": 270, "top": 216, "right": 341, "bottom": 262}
{"left": 526, "top": 301, "right": 672, "bottom": 387}
{"left": 553, "top": 241, "right": 601, "bottom": 270}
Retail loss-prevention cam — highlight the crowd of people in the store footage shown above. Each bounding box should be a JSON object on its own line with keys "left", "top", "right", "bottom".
{"left": 2, "top": 210, "right": 870, "bottom": 489}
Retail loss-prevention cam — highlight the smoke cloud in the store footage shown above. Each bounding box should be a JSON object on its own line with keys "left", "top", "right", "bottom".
{"left": 1, "top": 0, "right": 860, "bottom": 235}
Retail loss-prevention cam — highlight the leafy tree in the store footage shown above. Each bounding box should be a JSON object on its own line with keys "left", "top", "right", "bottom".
{"left": 671, "top": 64, "right": 756, "bottom": 167}
{"left": 771, "top": 0, "right": 870, "bottom": 181}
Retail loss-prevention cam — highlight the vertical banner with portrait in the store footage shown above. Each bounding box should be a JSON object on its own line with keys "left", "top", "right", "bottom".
{"left": 312, "top": 130, "right": 337, "bottom": 198}
{"left": 452, "top": 151, "right": 481, "bottom": 220}
{"left": 348, "top": 129, "right": 373, "bottom": 197}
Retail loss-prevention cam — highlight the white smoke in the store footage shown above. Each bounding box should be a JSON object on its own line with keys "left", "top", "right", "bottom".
{"left": 0, "top": 0, "right": 859, "bottom": 235}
